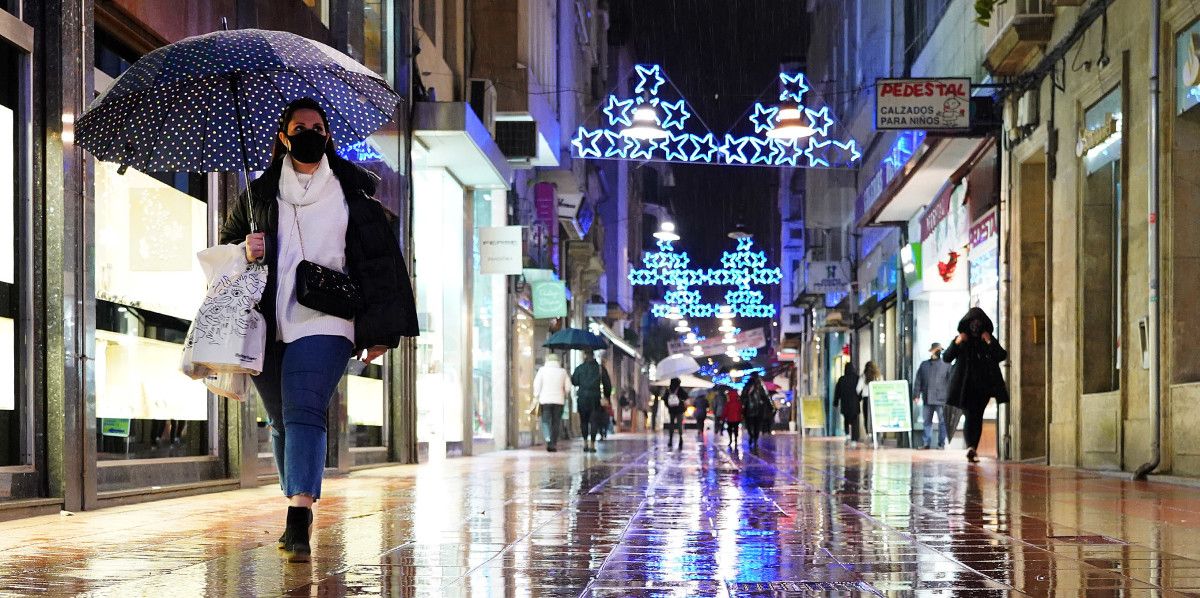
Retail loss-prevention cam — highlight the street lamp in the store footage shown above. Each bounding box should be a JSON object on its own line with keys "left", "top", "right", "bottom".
{"left": 766, "top": 101, "right": 815, "bottom": 140}
{"left": 620, "top": 102, "right": 669, "bottom": 140}
{"left": 653, "top": 220, "right": 680, "bottom": 241}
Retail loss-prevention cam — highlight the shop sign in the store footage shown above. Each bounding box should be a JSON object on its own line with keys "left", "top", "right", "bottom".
{"left": 799, "top": 395, "right": 826, "bottom": 429}
{"left": 920, "top": 184, "right": 955, "bottom": 240}
{"left": 479, "top": 226, "right": 523, "bottom": 275}
{"left": 1178, "top": 25, "right": 1200, "bottom": 114}
{"left": 585, "top": 302, "right": 607, "bottom": 317}
{"left": 875, "top": 78, "right": 971, "bottom": 130}
{"left": 1080, "top": 90, "right": 1122, "bottom": 174}
{"left": 806, "top": 261, "right": 851, "bottom": 294}
{"left": 867, "top": 380, "right": 913, "bottom": 433}
{"left": 532, "top": 280, "right": 567, "bottom": 319}
{"left": 970, "top": 210, "right": 998, "bottom": 249}
{"left": 100, "top": 418, "right": 131, "bottom": 438}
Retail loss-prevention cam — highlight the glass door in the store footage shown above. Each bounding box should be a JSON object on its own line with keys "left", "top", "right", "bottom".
{"left": 0, "top": 9, "right": 38, "bottom": 503}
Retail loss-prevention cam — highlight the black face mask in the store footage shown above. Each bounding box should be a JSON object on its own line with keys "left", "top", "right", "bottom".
{"left": 286, "top": 129, "right": 328, "bottom": 164}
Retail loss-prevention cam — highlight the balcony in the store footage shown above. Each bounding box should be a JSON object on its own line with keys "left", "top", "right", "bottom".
{"left": 983, "top": 0, "right": 1056, "bottom": 76}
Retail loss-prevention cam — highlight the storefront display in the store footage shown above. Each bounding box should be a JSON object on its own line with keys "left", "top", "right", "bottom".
{"left": 471, "top": 190, "right": 509, "bottom": 445}
{"left": 413, "top": 168, "right": 467, "bottom": 459}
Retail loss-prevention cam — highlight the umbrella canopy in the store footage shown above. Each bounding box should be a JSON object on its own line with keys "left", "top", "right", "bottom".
{"left": 543, "top": 328, "right": 606, "bottom": 351}
{"left": 77, "top": 28, "right": 399, "bottom": 174}
{"left": 650, "top": 374, "right": 714, "bottom": 389}
{"left": 762, "top": 380, "right": 781, "bottom": 392}
{"left": 655, "top": 353, "right": 700, "bottom": 381}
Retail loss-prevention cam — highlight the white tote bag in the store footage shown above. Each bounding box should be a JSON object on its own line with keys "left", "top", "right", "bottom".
{"left": 181, "top": 244, "right": 268, "bottom": 384}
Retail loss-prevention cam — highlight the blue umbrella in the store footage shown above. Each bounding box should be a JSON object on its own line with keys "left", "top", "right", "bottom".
{"left": 543, "top": 328, "right": 606, "bottom": 351}
{"left": 76, "top": 27, "right": 398, "bottom": 176}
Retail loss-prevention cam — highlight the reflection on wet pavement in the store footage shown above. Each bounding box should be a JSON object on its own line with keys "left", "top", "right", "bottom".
{"left": 1, "top": 434, "right": 1199, "bottom": 596}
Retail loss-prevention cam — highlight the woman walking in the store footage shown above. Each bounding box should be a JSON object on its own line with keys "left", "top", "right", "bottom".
{"left": 856, "top": 361, "right": 880, "bottom": 436}
{"left": 943, "top": 307, "right": 1008, "bottom": 463}
{"left": 220, "top": 98, "right": 417, "bottom": 563}
{"left": 722, "top": 387, "right": 743, "bottom": 448}
{"left": 663, "top": 378, "right": 687, "bottom": 451}
{"left": 833, "top": 363, "right": 861, "bottom": 446}
{"left": 742, "top": 373, "right": 770, "bottom": 451}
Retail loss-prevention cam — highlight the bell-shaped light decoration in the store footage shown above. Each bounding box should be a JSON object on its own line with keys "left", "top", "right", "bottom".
{"left": 684, "top": 332, "right": 698, "bottom": 345}
{"left": 723, "top": 332, "right": 736, "bottom": 344}
{"left": 692, "top": 344, "right": 703, "bottom": 356}
{"left": 652, "top": 220, "right": 680, "bottom": 241}
{"left": 766, "top": 101, "right": 815, "bottom": 140}
{"left": 716, "top": 305, "right": 734, "bottom": 319}
{"left": 718, "top": 319, "right": 735, "bottom": 333}
{"left": 727, "top": 222, "right": 752, "bottom": 240}
{"left": 621, "top": 102, "right": 670, "bottom": 140}
{"left": 674, "top": 319, "right": 690, "bottom": 333}
{"left": 664, "top": 305, "right": 683, "bottom": 320}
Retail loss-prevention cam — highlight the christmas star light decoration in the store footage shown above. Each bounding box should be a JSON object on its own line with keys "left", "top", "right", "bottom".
{"left": 631, "top": 237, "right": 781, "bottom": 319}
{"left": 570, "top": 64, "right": 860, "bottom": 168}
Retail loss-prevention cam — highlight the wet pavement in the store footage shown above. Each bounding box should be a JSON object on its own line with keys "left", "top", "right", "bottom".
{"left": 1, "top": 434, "right": 1199, "bottom": 597}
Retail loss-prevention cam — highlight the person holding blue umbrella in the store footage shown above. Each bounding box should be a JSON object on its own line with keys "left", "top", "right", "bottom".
{"left": 219, "top": 98, "right": 417, "bottom": 563}
{"left": 571, "top": 349, "right": 612, "bottom": 453}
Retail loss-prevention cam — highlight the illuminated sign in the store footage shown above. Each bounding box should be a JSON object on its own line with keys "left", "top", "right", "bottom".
{"left": 572, "top": 66, "right": 860, "bottom": 169}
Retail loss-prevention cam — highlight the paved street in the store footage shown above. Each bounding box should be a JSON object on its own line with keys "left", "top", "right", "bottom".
{"left": 1, "top": 433, "right": 1199, "bottom": 597}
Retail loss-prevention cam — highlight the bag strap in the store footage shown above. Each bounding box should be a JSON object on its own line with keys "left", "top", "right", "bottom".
{"left": 291, "top": 204, "right": 307, "bottom": 261}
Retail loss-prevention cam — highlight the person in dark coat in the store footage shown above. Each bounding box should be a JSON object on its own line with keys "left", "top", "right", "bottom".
{"left": 742, "top": 373, "right": 771, "bottom": 451}
{"left": 570, "top": 349, "right": 612, "bottom": 453}
{"left": 942, "top": 307, "right": 1008, "bottom": 463}
{"left": 833, "top": 362, "right": 861, "bottom": 445}
{"left": 914, "top": 343, "right": 953, "bottom": 449}
{"left": 219, "top": 98, "right": 418, "bottom": 563}
{"left": 662, "top": 378, "right": 687, "bottom": 451}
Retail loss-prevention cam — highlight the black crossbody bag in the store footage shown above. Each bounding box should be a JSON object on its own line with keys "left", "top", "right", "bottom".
{"left": 291, "top": 203, "right": 362, "bottom": 320}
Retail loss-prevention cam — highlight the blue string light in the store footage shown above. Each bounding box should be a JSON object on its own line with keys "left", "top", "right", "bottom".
{"left": 632, "top": 237, "right": 780, "bottom": 319}
{"left": 571, "top": 64, "right": 860, "bottom": 168}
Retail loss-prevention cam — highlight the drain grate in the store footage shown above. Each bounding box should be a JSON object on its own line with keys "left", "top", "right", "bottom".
{"left": 730, "top": 581, "right": 880, "bottom": 594}
{"left": 1048, "top": 535, "right": 1127, "bottom": 545}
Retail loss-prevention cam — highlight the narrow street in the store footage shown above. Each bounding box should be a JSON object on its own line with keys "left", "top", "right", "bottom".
{"left": 1, "top": 434, "right": 1197, "bottom": 597}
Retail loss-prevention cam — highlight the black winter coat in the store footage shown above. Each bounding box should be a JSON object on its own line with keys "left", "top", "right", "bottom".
{"left": 834, "top": 372, "right": 860, "bottom": 418}
{"left": 943, "top": 307, "right": 1008, "bottom": 411}
{"left": 218, "top": 154, "right": 419, "bottom": 353}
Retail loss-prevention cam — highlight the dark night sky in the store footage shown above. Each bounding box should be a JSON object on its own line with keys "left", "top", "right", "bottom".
{"left": 622, "top": 0, "right": 811, "bottom": 266}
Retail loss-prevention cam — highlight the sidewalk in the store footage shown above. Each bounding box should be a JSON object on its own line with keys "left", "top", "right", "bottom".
{"left": 1, "top": 433, "right": 1198, "bottom": 597}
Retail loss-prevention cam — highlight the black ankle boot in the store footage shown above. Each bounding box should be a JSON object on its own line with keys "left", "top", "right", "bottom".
{"left": 277, "top": 506, "right": 313, "bottom": 548}
{"left": 280, "top": 506, "right": 312, "bottom": 562}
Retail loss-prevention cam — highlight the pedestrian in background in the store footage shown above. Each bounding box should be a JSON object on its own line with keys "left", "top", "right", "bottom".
{"left": 219, "top": 98, "right": 418, "bottom": 563}
{"left": 663, "top": 378, "right": 687, "bottom": 451}
{"left": 571, "top": 349, "right": 612, "bottom": 453}
{"left": 742, "top": 373, "right": 770, "bottom": 451}
{"left": 914, "top": 342, "right": 953, "bottom": 450}
{"left": 692, "top": 390, "right": 710, "bottom": 442}
{"left": 833, "top": 363, "right": 861, "bottom": 446}
{"left": 856, "top": 361, "right": 880, "bottom": 436}
{"left": 943, "top": 307, "right": 1008, "bottom": 463}
{"left": 722, "top": 387, "right": 743, "bottom": 448}
{"left": 532, "top": 353, "right": 572, "bottom": 452}
{"left": 712, "top": 387, "right": 727, "bottom": 440}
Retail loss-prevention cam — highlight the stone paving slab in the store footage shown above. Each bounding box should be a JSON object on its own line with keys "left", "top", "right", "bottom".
{"left": 1, "top": 433, "right": 1200, "bottom": 596}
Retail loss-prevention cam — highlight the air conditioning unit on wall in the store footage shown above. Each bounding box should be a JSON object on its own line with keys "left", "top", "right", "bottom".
{"left": 467, "top": 78, "right": 497, "bottom": 138}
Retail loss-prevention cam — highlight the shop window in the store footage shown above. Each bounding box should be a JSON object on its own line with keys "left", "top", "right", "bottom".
{"left": 92, "top": 38, "right": 212, "bottom": 461}
{"left": 471, "top": 192, "right": 494, "bottom": 440}
{"left": 1079, "top": 89, "right": 1122, "bottom": 394}
{"left": 348, "top": 363, "right": 385, "bottom": 447}
{"left": 1172, "top": 22, "right": 1200, "bottom": 383}
{"left": 0, "top": 42, "right": 20, "bottom": 468}
{"left": 363, "top": 0, "right": 392, "bottom": 83}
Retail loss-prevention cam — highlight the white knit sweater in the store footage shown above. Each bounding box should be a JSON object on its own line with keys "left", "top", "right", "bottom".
{"left": 274, "top": 157, "right": 355, "bottom": 345}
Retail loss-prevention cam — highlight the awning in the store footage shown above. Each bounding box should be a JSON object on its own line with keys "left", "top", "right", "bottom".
{"left": 414, "top": 102, "right": 513, "bottom": 189}
{"left": 589, "top": 319, "right": 642, "bottom": 360}
{"left": 857, "top": 136, "right": 992, "bottom": 228}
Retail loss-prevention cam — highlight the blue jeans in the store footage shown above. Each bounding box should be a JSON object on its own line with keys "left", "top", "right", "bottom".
{"left": 253, "top": 335, "right": 353, "bottom": 499}
{"left": 923, "top": 403, "right": 947, "bottom": 448}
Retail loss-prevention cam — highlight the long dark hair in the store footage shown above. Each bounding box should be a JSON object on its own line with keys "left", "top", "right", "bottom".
{"left": 270, "top": 98, "right": 338, "bottom": 165}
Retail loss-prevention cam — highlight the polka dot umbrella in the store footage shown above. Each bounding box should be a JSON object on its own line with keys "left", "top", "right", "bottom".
{"left": 76, "top": 27, "right": 399, "bottom": 176}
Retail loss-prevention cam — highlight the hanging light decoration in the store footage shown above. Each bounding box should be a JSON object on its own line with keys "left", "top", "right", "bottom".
{"left": 766, "top": 100, "right": 816, "bottom": 140}
{"left": 718, "top": 319, "right": 735, "bottom": 333}
{"left": 727, "top": 222, "right": 752, "bottom": 240}
{"left": 684, "top": 332, "right": 698, "bottom": 345}
{"left": 652, "top": 220, "right": 680, "bottom": 241}
{"left": 723, "top": 332, "right": 736, "bottom": 344}
{"left": 664, "top": 305, "right": 683, "bottom": 320}
{"left": 620, "top": 101, "right": 670, "bottom": 140}
{"left": 674, "top": 319, "right": 691, "bottom": 333}
{"left": 692, "top": 344, "right": 703, "bottom": 356}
